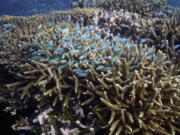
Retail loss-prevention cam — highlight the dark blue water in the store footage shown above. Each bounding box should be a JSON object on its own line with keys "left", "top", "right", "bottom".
{"left": 0, "top": 0, "right": 72, "bottom": 16}
{"left": 169, "top": 0, "right": 180, "bottom": 7}
{"left": 0, "top": 0, "right": 179, "bottom": 16}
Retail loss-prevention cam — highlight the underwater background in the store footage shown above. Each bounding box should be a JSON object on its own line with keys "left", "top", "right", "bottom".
{"left": 0, "top": 0, "right": 180, "bottom": 135}
{"left": 0, "top": 0, "right": 180, "bottom": 16}
{"left": 0, "top": 0, "right": 72, "bottom": 16}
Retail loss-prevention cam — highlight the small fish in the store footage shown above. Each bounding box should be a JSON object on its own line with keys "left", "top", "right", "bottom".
{"left": 61, "top": 28, "right": 69, "bottom": 34}
{"left": 31, "top": 42, "right": 40, "bottom": 46}
{"left": 140, "top": 54, "right": 147, "bottom": 62}
{"left": 44, "top": 46, "right": 54, "bottom": 50}
{"left": 96, "top": 65, "right": 104, "bottom": 70}
{"left": 84, "top": 69, "right": 91, "bottom": 73}
{"left": 57, "top": 64, "right": 67, "bottom": 70}
{"left": 59, "top": 60, "right": 67, "bottom": 64}
{"left": 112, "top": 37, "right": 119, "bottom": 42}
{"left": 17, "top": 44, "right": 23, "bottom": 48}
{"left": 111, "top": 57, "right": 119, "bottom": 61}
{"left": 92, "top": 56, "right": 100, "bottom": 61}
{"left": 31, "top": 56, "right": 45, "bottom": 60}
{"left": 48, "top": 40, "right": 54, "bottom": 46}
{"left": 77, "top": 72, "right": 88, "bottom": 77}
{"left": 55, "top": 24, "right": 61, "bottom": 28}
{"left": 74, "top": 62, "right": 79, "bottom": 67}
{"left": 79, "top": 55, "right": 87, "bottom": 60}
{"left": 78, "top": 34, "right": 90, "bottom": 39}
{"left": 88, "top": 25, "right": 95, "bottom": 30}
{"left": 28, "top": 48, "right": 36, "bottom": 52}
{"left": 173, "top": 44, "right": 180, "bottom": 50}
{"left": 95, "top": 35, "right": 101, "bottom": 39}
{"left": 101, "top": 50, "right": 107, "bottom": 54}
{"left": 32, "top": 51, "right": 46, "bottom": 56}
{"left": 84, "top": 46, "right": 91, "bottom": 51}
{"left": 73, "top": 69, "right": 88, "bottom": 77}
{"left": 55, "top": 47, "right": 64, "bottom": 51}
{"left": 40, "top": 41, "right": 44, "bottom": 44}
{"left": 102, "top": 44, "right": 108, "bottom": 49}
{"left": 48, "top": 58, "right": 59, "bottom": 64}
{"left": 69, "top": 49, "right": 80, "bottom": 54}
{"left": 103, "top": 66, "right": 113, "bottom": 71}
{"left": 106, "top": 39, "right": 110, "bottom": 42}
{"left": 3, "top": 24, "right": 14, "bottom": 28}
{"left": 103, "top": 56, "right": 109, "bottom": 60}
{"left": 112, "top": 46, "right": 121, "bottom": 52}
{"left": 63, "top": 38, "right": 70, "bottom": 41}
{"left": 119, "top": 38, "right": 129, "bottom": 42}
{"left": 140, "top": 39, "right": 147, "bottom": 44}
{"left": 81, "top": 60, "right": 90, "bottom": 64}
{"left": 90, "top": 43, "right": 96, "bottom": 48}
{"left": 74, "top": 30, "right": 81, "bottom": 34}
{"left": 37, "top": 24, "right": 42, "bottom": 30}
{"left": 75, "top": 45, "right": 82, "bottom": 49}
{"left": 72, "top": 68, "right": 81, "bottom": 73}
{"left": 75, "top": 24, "right": 80, "bottom": 30}
{"left": 92, "top": 48, "right": 99, "bottom": 52}
{"left": 125, "top": 43, "right": 135, "bottom": 48}
{"left": 160, "top": 43, "right": 165, "bottom": 48}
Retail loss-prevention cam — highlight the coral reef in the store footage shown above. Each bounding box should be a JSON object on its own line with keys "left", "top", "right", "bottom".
{"left": 135, "top": 18, "right": 180, "bottom": 58}
{"left": 0, "top": 8, "right": 180, "bottom": 134}
{"left": 62, "top": 6, "right": 180, "bottom": 63}
{"left": 73, "top": 0, "right": 180, "bottom": 18}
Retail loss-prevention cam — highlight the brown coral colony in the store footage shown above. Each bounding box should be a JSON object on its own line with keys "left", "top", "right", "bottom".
{"left": 0, "top": 0, "right": 180, "bottom": 135}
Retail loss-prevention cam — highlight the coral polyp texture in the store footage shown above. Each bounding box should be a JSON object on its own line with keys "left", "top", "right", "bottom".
{"left": 0, "top": 7, "right": 180, "bottom": 135}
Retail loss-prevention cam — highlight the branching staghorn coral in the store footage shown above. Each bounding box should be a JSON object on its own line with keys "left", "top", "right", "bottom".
{"left": 81, "top": 0, "right": 168, "bottom": 16}
{"left": 1, "top": 7, "right": 179, "bottom": 64}
{"left": 49, "top": 7, "right": 100, "bottom": 17}
{"left": 134, "top": 17, "right": 180, "bottom": 63}
{"left": 96, "top": 0, "right": 147, "bottom": 12}
{"left": 0, "top": 8, "right": 101, "bottom": 49}
{"left": 0, "top": 15, "right": 179, "bottom": 135}
{"left": 74, "top": 0, "right": 180, "bottom": 18}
